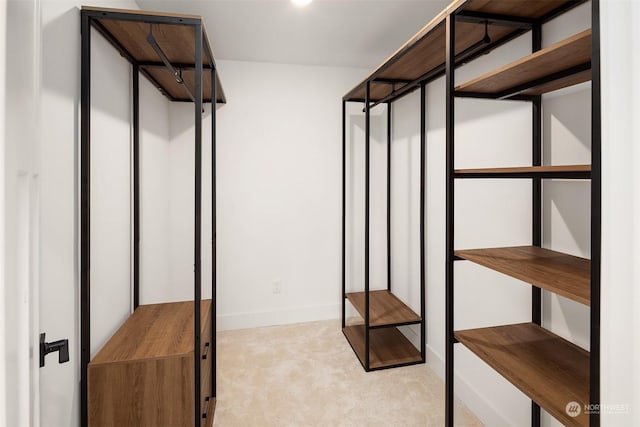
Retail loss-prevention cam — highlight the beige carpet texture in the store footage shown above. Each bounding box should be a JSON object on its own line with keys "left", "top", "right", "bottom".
{"left": 213, "top": 319, "right": 482, "bottom": 426}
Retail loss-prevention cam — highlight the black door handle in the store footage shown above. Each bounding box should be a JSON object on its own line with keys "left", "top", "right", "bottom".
{"left": 40, "top": 333, "right": 70, "bottom": 368}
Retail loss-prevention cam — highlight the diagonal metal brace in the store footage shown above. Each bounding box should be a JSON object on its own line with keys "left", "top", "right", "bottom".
{"left": 146, "top": 26, "right": 197, "bottom": 103}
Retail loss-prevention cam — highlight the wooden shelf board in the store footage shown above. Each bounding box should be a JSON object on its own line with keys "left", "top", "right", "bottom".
{"left": 346, "top": 290, "right": 421, "bottom": 327}
{"left": 456, "top": 29, "right": 592, "bottom": 96}
{"left": 455, "top": 246, "right": 590, "bottom": 305}
{"left": 90, "top": 300, "right": 212, "bottom": 364}
{"left": 83, "top": 6, "right": 226, "bottom": 103}
{"left": 343, "top": 325, "right": 422, "bottom": 370}
{"left": 454, "top": 164, "right": 591, "bottom": 178}
{"left": 344, "top": 0, "right": 582, "bottom": 101}
{"left": 519, "top": 69, "right": 591, "bottom": 96}
{"left": 462, "top": 0, "right": 578, "bottom": 18}
{"left": 455, "top": 323, "right": 589, "bottom": 427}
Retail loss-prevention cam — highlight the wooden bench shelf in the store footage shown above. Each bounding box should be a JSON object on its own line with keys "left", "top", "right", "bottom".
{"left": 343, "top": 325, "right": 422, "bottom": 370}
{"left": 456, "top": 29, "right": 592, "bottom": 98}
{"left": 454, "top": 164, "right": 591, "bottom": 179}
{"left": 455, "top": 323, "right": 589, "bottom": 427}
{"left": 455, "top": 246, "right": 590, "bottom": 306}
{"left": 89, "top": 300, "right": 214, "bottom": 427}
{"left": 346, "top": 290, "right": 421, "bottom": 328}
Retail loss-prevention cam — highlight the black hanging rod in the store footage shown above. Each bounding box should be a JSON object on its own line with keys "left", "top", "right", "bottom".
{"left": 456, "top": 10, "right": 535, "bottom": 28}
{"left": 147, "top": 25, "right": 197, "bottom": 103}
{"left": 139, "top": 61, "right": 212, "bottom": 71}
{"left": 455, "top": 19, "right": 492, "bottom": 63}
{"left": 373, "top": 78, "right": 413, "bottom": 84}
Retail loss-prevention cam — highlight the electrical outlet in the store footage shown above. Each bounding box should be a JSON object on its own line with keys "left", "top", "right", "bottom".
{"left": 272, "top": 280, "right": 282, "bottom": 294}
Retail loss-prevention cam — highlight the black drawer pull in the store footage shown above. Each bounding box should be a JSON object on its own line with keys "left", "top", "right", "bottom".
{"left": 202, "top": 342, "right": 210, "bottom": 360}
{"left": 202, "top": 396, "right": 211, "bottom": 419}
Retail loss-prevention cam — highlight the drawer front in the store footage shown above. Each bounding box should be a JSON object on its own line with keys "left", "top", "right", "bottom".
{"left": 200, "top": 304, "right": 213, "bottom": 426}
{"left": 200, "top": 355, "right": 213, "bottom": 427}
{"left": 200, "top": 304, "right": 212, "bottom": 360}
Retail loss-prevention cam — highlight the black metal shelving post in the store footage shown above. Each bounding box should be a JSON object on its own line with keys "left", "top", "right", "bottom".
{"left": 79, "top": 12, "right": 91, "bottom": 427}
{"left": 192, "top": 21, "right": 203, "bottom": 426}
{"left": 364, "top": 81, "right": 371, "bottom": 371}
{"left": 419, "top": 82, "right": 427, "bottom": 361}
{"left": 444, "top": 12, "right": 456, "bottom": 427}
{"left": 531, "top": 20, "right": 543, "bottom": 427}
{"left": 590, "top": 0, "right": 602, "bottom": 424}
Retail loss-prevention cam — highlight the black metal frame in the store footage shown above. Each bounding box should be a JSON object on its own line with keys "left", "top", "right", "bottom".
{"left": 343, "top": 1, "right": 586, "bottom": 110}
{"left": 80, "top": 9, "right": 220, "bottom": 427}
{"left": 444, "top": 2, "right": 601, "bottom": 426}
{"left": 341, "top": 76, "right": 427, "bottom": 372}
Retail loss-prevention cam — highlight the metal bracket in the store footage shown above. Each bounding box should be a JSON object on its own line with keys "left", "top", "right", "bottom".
{"left": 147, "top": 25, "right": 197, "bottom": 103}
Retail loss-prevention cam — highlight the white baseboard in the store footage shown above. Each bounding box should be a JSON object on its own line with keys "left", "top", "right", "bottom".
{"left": 425, "top": 345, "right": 511, "bottom": 426}
{"left": 216, "top": 303, "right": 340, "bottom": 331}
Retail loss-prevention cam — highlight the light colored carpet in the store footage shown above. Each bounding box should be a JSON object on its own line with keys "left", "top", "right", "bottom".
{"left": 213, "top": 319, "right": 483, "bottom": 426}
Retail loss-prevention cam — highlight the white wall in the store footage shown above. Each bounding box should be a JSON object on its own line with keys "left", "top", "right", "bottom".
{"left": 0, "top": 0, "right": 7, "bottom": 422}
{"left": 181, "top": 60, "right": 367, "bottom": 330}
{"left": 88, "top": 26, "right": 133, "bottom": 356}
{"left": 344, "top": 101, "right": 388, "bottom": 297}
{"left": 601, "top": 0, "right": 640, "bottom": 425}
{"left": 139, "top": 75, "right": 172, "bottom": 304}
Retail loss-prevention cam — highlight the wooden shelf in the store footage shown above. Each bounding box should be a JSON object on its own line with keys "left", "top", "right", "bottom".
{"left": 344, "top": 0, "right": 583, "bottom": 102}
{"left": 455, "top": 164, "right": 591, "bottom": 179}
{"left": 91, "top": 300, "right": 212, "bottom": 364}
{"left": 346, "top": 290, "right": 421, "bottom": 328}
{"left": 455, "top": 323, "right": 589, "bottom": 426}
{"left": 82, "top": 6, "right": 226, "bottom": 104}
{"left": 456, "top": 29, "right": 592, "bottom": 97}
{"left": 455, "top": 246, "right": 590, "bottom": 305}
{"left": 343, "top": 325, "right": 422, "bottom": 370}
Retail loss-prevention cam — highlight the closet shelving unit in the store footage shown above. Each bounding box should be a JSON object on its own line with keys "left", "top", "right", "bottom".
{"left": 342, "top": 0, "right": 600, "bottom": 425}
{"left": 342, "top": 39, "right": 432, "bottom": 372}
{"left": 80, "top": 7, "right": 225, "bottom": 427}
{"left": 341, "top": 0, "right": 561, "bottom": 372}
{"left": 445, "top": 1, "right": 600, "bottom": 427}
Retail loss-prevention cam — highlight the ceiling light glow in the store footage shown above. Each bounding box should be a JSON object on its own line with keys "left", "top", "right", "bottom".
{"left": 291, "top": 0, "right": 312, "bottom": 7}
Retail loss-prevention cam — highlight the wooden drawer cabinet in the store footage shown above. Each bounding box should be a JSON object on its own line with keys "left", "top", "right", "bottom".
{"left": 88, "top": 300, "right": 214, "bottom": 427}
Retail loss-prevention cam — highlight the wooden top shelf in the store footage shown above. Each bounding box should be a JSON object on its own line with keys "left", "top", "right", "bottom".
{"left": 455, "top": 323, "right": 589, "bottom": 426}
{"left": 344, "top": 0, "right": 585, "bottom": 102}
{"left": 454, "top": 164, "right": 591, "bottom": 179}
{"left": 456, "top": 29, "right": 592, "bottom": 97}
{"left": 90, "top": 300, "right": 211, "bottom": 365}
{"left": 346, "top": 290, "right": 421, "bottom": 327}
{"left": 82, "top": 6, "right": 226, "bottom": 104}
{"left": 343, "top": 325, "right": 422, "bottom": 370}
{"left": 455, "top": 246, "right": 590, "bottom": 305}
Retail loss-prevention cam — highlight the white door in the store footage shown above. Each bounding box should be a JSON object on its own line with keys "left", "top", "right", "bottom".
{"left": 3, "top": 0, "right": 79, "bottom": 426}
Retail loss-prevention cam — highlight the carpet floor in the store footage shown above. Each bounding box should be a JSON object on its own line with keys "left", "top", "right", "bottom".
{"left": 213, "top": 319, "right": 483, "bottom": 426}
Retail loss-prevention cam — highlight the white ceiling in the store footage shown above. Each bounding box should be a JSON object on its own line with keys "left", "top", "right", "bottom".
{"left": 135, "top": 0, "right": 450, "bottom": 69}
